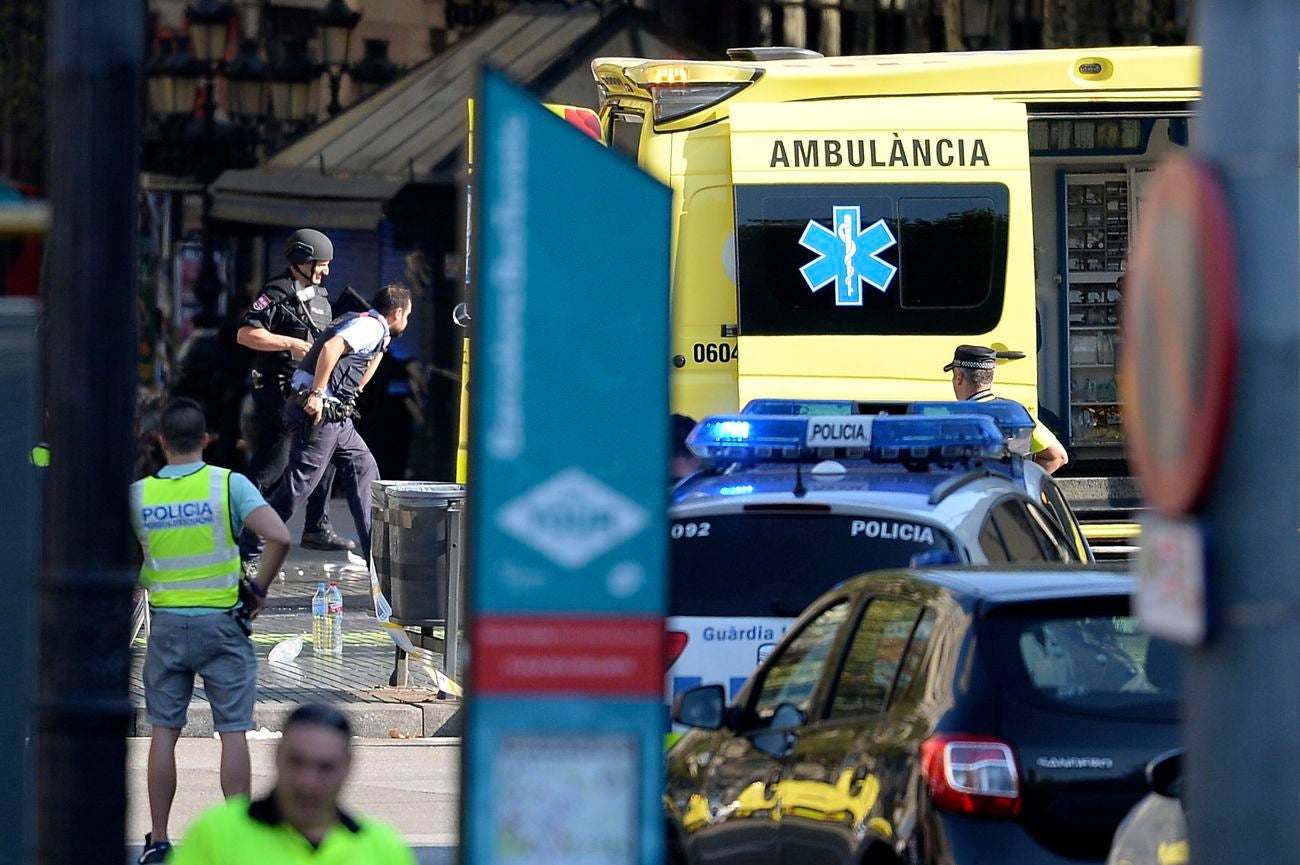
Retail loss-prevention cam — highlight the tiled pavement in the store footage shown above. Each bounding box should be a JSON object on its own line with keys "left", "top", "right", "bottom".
{"left": 130, "top": 510, "right": 464, "bottom": 737}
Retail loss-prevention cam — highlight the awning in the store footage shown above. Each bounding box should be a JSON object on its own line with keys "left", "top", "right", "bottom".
{"left": 210, "top": 2, "right": 618, "bottom": 229}
{"left": 210, "top": 1, "right": 697, "bottom": 230}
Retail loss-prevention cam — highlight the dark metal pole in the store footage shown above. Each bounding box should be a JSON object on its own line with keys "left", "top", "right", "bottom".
{"left": 327, "top": 68, "right": 344, "bottom": 116}
{"left": 195, "top": 72, "right": 223, "bottom": 328}
{"left": 1191, "top": 2, "right": 1300, "bottom": 863}
{"left": 38, "top": 1, "right": 142, "bottom": 863}
{"left": 0, "top": 297, "right": 40, "bottom": 865}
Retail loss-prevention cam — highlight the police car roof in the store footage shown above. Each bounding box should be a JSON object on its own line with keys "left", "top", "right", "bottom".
{"left": 673, "top": 460, "right": 1012, "bottom": 505}
{"left": 847, "top": 565, "right": 1133, "bottom": 605}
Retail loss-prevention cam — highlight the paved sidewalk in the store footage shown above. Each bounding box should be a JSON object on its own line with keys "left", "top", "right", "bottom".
{"left": 125, "top": 737, "right": 459, "bottom": 864}
{"left": 131, "top": 506, "right": 463, "bottom": 737}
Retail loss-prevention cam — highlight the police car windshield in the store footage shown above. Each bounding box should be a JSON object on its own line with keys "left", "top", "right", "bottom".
{"left": 670, "top": 513, "right": 957, "bottom": 617}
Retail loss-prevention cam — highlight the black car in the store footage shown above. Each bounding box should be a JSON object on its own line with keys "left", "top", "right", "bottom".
{"left": 666, "top": 566, "right": 1181, "bottom": 865}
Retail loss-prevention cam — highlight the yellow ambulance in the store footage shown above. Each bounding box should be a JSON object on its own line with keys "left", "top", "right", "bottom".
{"left": 591, "top": 46, "right": 1200, "bottom": 475}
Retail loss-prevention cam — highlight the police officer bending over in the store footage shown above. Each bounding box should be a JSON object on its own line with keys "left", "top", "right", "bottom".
{"left": 248, "top": 285, "right": 412, "bottom": 568}
{"left": 236, "top": 228, "right": 354, "bottom": 555}
{"left": 946, "top": 344, "right": 1069, "bottom": 475}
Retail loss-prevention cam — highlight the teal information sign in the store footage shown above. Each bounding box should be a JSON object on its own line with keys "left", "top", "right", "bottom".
{"left": 464, "top": 67, "right": 671, "bottom": 865}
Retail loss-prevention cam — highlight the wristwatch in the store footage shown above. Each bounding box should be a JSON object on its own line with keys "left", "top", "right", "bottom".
{"left": 309, "top": 387, "right": 325, "bottom": 397}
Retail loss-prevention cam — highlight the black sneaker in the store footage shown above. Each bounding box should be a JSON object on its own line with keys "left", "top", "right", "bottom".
{"left": 138, "top": 834, "right": 172, "bottom": 864}
{"left": 300, "top": 529, "right": 356, "bottom": 552}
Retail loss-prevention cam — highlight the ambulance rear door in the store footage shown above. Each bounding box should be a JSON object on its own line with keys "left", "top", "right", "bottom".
{"left": 727, "top": 97, "right": 1036, "bottom": 409}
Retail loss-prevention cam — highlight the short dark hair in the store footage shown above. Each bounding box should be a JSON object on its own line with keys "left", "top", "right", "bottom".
{"left": 671, "top": 414, "right": 697, "bottom": 459}
{"left": 284, "top": 702, "right": 352, "bottom": 743}
{"left": 159, "top": 398, "right": 207, "bottom": 453}
{"left": 371, "top": 284, "right": 412, "bottom": 317}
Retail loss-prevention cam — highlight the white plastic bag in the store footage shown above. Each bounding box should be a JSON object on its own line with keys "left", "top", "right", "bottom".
{"left": 268, "top": 634, "right": 304, "bottom": 665}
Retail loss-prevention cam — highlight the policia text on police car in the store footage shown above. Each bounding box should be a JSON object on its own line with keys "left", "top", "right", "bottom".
{"left": 236, "top": 229, "right": 354, "bottom": 554}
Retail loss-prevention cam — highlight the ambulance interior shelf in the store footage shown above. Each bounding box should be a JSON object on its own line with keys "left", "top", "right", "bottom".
{"left": 1064, "top": 172, "right": 1129, "bottom": 449}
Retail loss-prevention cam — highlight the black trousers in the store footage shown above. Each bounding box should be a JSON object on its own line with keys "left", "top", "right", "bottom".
{"left": 246, "top": 381, "right": 334, "bottom": 535}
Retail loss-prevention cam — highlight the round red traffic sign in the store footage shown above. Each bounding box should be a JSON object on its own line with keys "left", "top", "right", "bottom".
{"left": 1121, "top": 154, "right": 1238, "bottom": 515}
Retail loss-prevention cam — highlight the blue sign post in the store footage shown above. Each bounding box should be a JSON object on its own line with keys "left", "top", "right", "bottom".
{"left": 464, "top": 68, "right": 671, "bottom": 865}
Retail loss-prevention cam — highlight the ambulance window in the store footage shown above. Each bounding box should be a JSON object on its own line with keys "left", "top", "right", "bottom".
{"left": 608, "top": 111, "right": 644, "bottom": 159}
{"left": 734, "top": 182, "right": 1010, "bottom": 336}
{"left": 898, "top": 196, "right": 1000, "bottom": 308}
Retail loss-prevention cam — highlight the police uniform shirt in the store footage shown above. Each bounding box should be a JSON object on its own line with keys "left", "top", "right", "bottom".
{"left": 244, "top": 272, "right": 333, "bottom": 379}
{"left": 291, "top": 314, "right": 390, "bottom": 400}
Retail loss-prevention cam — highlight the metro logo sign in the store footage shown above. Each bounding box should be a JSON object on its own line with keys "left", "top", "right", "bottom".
{"left": 496, "top": 467, "right": 649, "bottom": 570}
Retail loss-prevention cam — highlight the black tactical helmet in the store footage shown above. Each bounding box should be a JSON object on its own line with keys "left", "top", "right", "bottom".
{"left": 285, "top": 228, "right": 334, "bottom": 265}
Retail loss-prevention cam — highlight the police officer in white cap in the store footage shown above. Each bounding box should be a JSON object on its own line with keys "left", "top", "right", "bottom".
{"left": 946, "top": 344, "right": 1069, "bottom": 474}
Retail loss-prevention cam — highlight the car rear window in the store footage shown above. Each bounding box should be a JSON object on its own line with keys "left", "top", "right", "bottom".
{"left": 981, "top": 599, "right": 1180, "bottom": 720}
{"left": 670, "top": 512, "right": 957, "bottom": 617}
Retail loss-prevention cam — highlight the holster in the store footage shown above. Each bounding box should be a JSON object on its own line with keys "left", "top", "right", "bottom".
{"left": 293, "top": 388, "right": 358, "bottom": 424}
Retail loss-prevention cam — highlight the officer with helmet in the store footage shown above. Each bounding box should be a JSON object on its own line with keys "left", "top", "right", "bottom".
{"left": 236, "top": 228, "right": 354, "bottom": 556}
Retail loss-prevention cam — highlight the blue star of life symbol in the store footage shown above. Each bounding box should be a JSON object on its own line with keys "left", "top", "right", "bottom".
{"left": 798, "top": 206, "right": 898, "bottom": 306}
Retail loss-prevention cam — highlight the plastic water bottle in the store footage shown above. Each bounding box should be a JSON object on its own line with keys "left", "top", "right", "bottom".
{"left": 311, "top": 582, "right": 328, "bottom": 655}
{"left": 327, "top": 582, "right": 343, "bottom": 656}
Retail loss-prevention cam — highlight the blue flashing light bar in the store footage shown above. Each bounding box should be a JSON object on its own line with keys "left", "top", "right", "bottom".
{"left": 867, "top": 415, "right": 1005, "bottom": 461}
{"left": 741, "top": 399, "right": 857, "bottom": 416}
{"left": 687, "top": 414, "right": 809, "bottom": 460}
{"left": 719, "top": 484, "right": 756, "bottom": 496}
{"left": 910, "top": 400, "right": 1034, "bottom": 453}
{"left": 687, "top": 412, "right": 1007, "bottom": 463}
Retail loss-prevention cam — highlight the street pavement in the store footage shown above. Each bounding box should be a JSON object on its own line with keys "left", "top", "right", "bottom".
{"left": 125, "top": 737, "right": 459, "bottom": 864}
{"left": 129, "top": 505, "right": 465, "bottom": 737}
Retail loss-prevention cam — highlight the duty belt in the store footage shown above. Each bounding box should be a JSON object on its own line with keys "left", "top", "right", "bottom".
{"left": 293, "top": 387, "right": 359, "bottom": 423}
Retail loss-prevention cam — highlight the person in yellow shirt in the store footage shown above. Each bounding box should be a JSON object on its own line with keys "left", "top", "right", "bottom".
{"left": 168, "top": 703, "right": 417, "bottom": 865}
{"left": 946, "top": 344, "right": 1069, "bottom": 474}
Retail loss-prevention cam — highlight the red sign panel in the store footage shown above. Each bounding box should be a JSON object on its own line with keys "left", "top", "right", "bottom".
{"left": 474, "top": 615, "right": 664, "bottom": 697}
{"left": 1121, "top": 154, "right": 1238, "bottom": 515}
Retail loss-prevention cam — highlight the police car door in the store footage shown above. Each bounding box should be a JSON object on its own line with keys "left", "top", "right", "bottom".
{"left": 727, "top": 97, "right": 1035, "bottom": 409}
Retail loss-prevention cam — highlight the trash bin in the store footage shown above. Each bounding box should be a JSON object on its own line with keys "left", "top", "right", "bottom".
{"left": 387, "top": 482, "right": 465, "bottom": 625}
{"left": 369, "top": 480, "right": 408, "bottom": 601}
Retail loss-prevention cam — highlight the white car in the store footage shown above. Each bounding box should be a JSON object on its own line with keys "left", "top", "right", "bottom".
{"left": 665, "top": 406, "right": 1087, "bottom": 730}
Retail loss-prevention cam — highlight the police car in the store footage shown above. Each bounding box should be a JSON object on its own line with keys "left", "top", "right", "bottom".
{"left": 666, "top": 401, "right": 1089, "bottom": 723}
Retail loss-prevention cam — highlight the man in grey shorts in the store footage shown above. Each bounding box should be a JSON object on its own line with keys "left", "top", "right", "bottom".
{"left": 130, "top": 399, "right": 291, "bottom": 864}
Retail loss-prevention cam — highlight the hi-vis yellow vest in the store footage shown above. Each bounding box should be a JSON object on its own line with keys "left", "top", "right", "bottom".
{"left": 133, "top": 465, "right": 240, "bottom": 608}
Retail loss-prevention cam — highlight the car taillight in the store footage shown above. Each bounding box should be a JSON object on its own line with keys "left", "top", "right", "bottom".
{"left": 664, "top": 631, "right": 689, "bottom": 670}
{"left": 920, "top": 734, "right": 1021, "bottom": 818}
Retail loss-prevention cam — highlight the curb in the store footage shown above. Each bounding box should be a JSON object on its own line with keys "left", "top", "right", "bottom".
{"left": 131, "top": 700, "right": 463, "bottom": 739}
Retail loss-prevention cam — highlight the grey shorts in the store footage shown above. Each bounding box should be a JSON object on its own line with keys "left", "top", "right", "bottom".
{"left": 144, "top": 610, "right": 257, "bottom": 732}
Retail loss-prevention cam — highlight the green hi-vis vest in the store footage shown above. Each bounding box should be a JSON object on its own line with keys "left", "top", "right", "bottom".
{"left": 133, "top": 465, "right": 240, "bottom": 609}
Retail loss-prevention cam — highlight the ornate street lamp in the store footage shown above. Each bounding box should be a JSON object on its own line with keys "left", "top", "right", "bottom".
{"left": 318, "top": 0, "right": 362, "bottom": 116}
{"left": 960, "top": 0, "right": 996, "bottom": 49}
{"left": 349, "top": 39, "right": 398, "bottom": 100}
{"left": 146, "top": 38, "right": 179, "bottom": 120}
{"left": 224, "top": 38, "right": 268, "bottom": 123}
{"left": 185, "top": 0, "right": 236, "bottom": 65}
{"left": 163, "top": 36, "right": 204, "bottom": 117}
{"left": 270, "top": 37, "right": 322, "bottom": 129}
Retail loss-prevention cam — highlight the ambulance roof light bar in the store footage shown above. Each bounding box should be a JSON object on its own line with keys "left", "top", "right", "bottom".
{"left": 687, "top": 413, "right": 1007, "bottom": 464}
{"left": 630, "top": 62, "right": 763, "bottom": 123}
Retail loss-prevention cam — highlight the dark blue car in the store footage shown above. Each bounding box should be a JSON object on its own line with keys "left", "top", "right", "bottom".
{"left": 666, "top": 566, "right": 1181, "bottom": 865}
